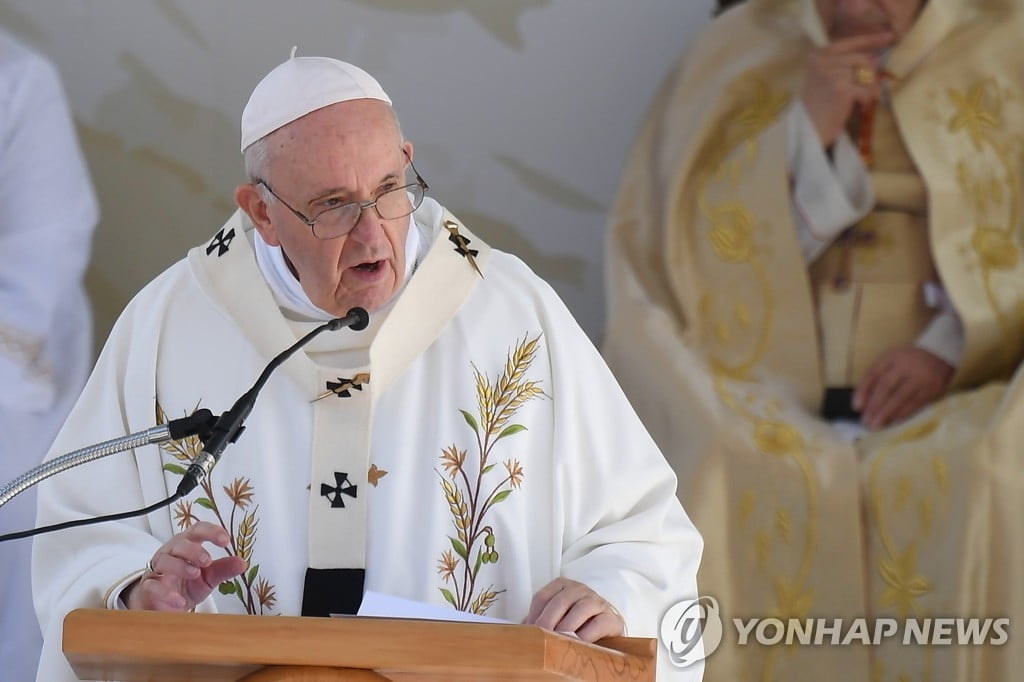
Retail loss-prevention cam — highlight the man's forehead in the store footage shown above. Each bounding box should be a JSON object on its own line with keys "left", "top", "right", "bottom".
{"left": 276, "top": 99, "right": 403, "bottom": 155}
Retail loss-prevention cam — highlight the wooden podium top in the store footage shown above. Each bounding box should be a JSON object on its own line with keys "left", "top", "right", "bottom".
{"left": 63, "top": 608, "right": 656, "bottom": 681}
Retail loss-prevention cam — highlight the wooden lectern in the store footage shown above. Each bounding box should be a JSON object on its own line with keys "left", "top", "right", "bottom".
{"left": 63, "top": 608, "right": 657, "bottom": 681}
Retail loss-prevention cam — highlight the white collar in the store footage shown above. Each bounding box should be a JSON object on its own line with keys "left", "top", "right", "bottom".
{"left": 254, "top": 215, "right": 421, "bottom": 322}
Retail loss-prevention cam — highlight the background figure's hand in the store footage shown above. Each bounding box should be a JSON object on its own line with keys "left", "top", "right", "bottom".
{"left": 853, "top": 346, "right": 955, "bottom": 430}
{"left": 802, "top": 32, "right": 893, "bottom": 148}
{"left": 125, "top": 521, "right": 246, "bottom": 611}
{"left": 523, "top": 578, "right": 625, "bottom": 642}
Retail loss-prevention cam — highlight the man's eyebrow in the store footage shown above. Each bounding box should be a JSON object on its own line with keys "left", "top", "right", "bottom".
{"left": 307, "top": 171, "right": 403, "bottom": 205}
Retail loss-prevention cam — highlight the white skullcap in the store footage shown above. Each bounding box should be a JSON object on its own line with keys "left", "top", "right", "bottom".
{"left": 240, "top": 48, "right": 392, "bottom": 153}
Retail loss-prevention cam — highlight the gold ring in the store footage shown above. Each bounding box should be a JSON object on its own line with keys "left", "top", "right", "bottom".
{"left": 854, "top": 66, "right": 876, "bottom": 85}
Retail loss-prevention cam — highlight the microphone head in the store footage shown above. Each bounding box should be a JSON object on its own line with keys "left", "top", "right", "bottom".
{"left": 346, "top": 307, "right": 370, "bottom": 331}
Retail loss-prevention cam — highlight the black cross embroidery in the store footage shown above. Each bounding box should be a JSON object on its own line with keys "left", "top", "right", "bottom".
{"left": 326, "top": 376, "right": 365, "bottom": 398}
{"left": 444, "top": 221, "right": 482, "bottom": 277}
{"left": 206, "top": 227, "right": 236, "bottom": 257}
{"left": 313, "top": 373, "right": 370, "bottom": 402}
{"left": 321, "top": 472, "right": 358, "bottom": 508}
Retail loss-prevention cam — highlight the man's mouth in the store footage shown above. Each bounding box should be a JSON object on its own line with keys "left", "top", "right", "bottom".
{"left": 354, "top": 260, "right": 382, "bottom": 272}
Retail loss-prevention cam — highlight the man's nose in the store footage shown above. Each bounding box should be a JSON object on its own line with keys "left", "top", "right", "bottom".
{"left": 347, "top": 203, "right": 384, "bottom": 241}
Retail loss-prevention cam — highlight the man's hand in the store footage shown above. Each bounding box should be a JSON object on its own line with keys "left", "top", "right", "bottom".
{"left": 125, "top": 521, "right": 246, "bottom": 611}
{"left": 802, "top": 32, "right": 893, "bottom": 148}
{"left": 853, "top": 346, "right": 955, "bottom": 430}
{"left": 523, "top": 578, "right": 625, "bottom": 642}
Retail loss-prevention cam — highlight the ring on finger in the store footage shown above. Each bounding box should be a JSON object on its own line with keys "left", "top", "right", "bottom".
{"left": 854, "top": 66, "right": 876, "bottom": 85}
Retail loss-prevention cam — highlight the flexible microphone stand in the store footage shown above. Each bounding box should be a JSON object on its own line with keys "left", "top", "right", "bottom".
{"left": 0, "top": 307, "right": 369, "bottom": 543}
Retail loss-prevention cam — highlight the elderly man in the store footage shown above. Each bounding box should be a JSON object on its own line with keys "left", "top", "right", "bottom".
{"left": 0, "top": 28, "right": 98, "bottom": 682}
{"left": 603, "top": 0, "right": 1023, "bottom": 680}
{"left": 32, "top": 54, "right": 702, "bottom": 681}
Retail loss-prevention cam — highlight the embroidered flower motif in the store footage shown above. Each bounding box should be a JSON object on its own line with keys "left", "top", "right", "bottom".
{"left": 224, "top": 478, "right": 255, "bottom": 508}
{"left": 770, "top": 577, "right": 814, "bottom": 624}
{"left": 437, "top": 549, "right": 459, "bottom": 583}
{"left": 505, "top": 459, "right": 524, "bottom": 490}
{"left": 880, "top": 545, "right": 931, "bottom": 618}
{"left": 948, "top": 83, "right": 1000, "bottom": 151}
{"left": 971, "top": 227, "right": 1019, "bottom": 270}
{"left": 367, "top": 463, "right": 388, "bottom": 487}
{"left": 753, "top": 419, "right": 802, "bottom": 456}
{"left": 733, "top": 78, "right": 790, "bottom": 130}
{"left": 254, "top": 577, "right": 277, "bottom": 612}
{"left": 708, "top": 203, "right": 756, "bottom": 263}
{"left": 173, "top": 499, "right": 198, "bottom": 530}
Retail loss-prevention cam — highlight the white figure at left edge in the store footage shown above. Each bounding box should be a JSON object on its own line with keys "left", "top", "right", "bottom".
{"left": 0, "top": 28, "right": 98, "bottom": 682}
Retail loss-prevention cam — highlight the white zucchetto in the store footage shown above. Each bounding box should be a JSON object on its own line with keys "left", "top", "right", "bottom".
{"left": 240, "top": 48, "right": 391, "bottom": 153}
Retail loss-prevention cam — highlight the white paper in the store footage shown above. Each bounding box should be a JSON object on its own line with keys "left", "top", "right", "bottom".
{"left": 342, "top": 590, "right": 510, "bottom": 625}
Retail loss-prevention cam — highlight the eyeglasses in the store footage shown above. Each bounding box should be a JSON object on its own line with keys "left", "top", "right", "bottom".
{"left": 257, "top": 152, "right": 429, "bottom": 240}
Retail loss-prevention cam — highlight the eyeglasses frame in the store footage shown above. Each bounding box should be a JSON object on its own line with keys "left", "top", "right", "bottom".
{"left": 255, "top": 150, "right": 429, "bottom": 240}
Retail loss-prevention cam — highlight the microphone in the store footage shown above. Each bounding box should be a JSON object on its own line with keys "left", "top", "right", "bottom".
{"left": 0, "top": 409, "right": 216, "bottom": 512}
{"left": 0, "top": 307, "right": 369, "bottom": 544}
{"left": 176, "top": 306, "right": 369, "bottom": 496}
{"left": 336, "top": 306, "right": 369, "bottom": 332}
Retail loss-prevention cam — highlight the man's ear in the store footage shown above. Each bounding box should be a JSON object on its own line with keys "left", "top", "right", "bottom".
{"left": 235, "top": 183, "right": 280, "bottom": 246}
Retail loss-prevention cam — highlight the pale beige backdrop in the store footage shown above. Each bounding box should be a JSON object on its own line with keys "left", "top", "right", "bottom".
{"left": 0, "top": 0, "right": 714, "bottom": 349}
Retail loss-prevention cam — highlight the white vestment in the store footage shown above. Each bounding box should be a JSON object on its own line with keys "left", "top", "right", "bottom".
{"left": 33, "top": 198, "right": 702, "bottom": 681}
{"left": 0, "top": 29, "right": 97, "bottom": 682}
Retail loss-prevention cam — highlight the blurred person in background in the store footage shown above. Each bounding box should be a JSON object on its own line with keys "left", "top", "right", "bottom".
{"left": 603, "top": 0, "right": 1024, "bottom": 679}
{"left": 0, "top": 26, "right": 98, "bottom": 682}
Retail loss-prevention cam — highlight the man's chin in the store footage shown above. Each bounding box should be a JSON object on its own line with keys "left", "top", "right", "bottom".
{"left": 333, "top": 289, "right": 396, "bottom": 318}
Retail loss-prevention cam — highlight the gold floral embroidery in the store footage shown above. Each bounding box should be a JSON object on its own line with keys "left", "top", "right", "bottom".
{"left": 713, "top": 375, "right": 819, "bottom": 681}
{"left": 367, "top": 464, "right": 388, "bottom": 487}
{"left": 879, "top": 544, "right": 932, "bottom": 619}
{"left": 948, "top": 83, "right": 1001, "bottom": 151}
{"left": 971, "top": 226, "right": 1019, "bottom": 270}
{"left": 868, "top": 413, "right": 950, "bottom": 623}
{"left": 770, "top": 576, "right": 814, "bottom": 624}
{"left": 436, "top": 334, "right": 545, "bottom": 615}
{"left": 696, "top": 76, "right": 789, "bottom": 380}
{"left": 753, "top": 419, "right": 802, "bottom": 456}
{"left": 156, "top": 402, "right": 277, "bottom": 615}
{"left": 708, "top": 203, "right": 756, "bottom": 263}
{"left": 945, "top": 79, "right": 1023, "bottom": 341}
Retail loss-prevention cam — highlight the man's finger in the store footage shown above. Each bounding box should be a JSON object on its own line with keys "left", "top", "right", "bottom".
{"left": 576, "top": 612, "right": 626, "bottom": 643}
{"left": 183, "top": 555, "right": 247, "bottom": 606}
{"left": 204, "top": 556, "right": 248, "bottom": 588}
{"left": 552, "top": 593, "right": 614, "bottom": 636}
{"left": 134, "top": 576, "right": 187, "bottom": 611}
{"left": 534, "top": 586, "right": 580, "bottom": 631}
{"left": 181, "top": 521, "right": 233, "bottom": 546}
{"left": 150, "top": 552, "right": 201, "bottom": 580}
{"left": 525, "top": 578, "right": 567, "bottom": 625}
{"left": 861, "top": 367, "right": 904, "bottom": 421}
{"left": 866, "top": 375, "right": 914, "bottom": 429}
{"left": 854, "top": 362, "right": 885, "bottom": 412}
{"left": 827, "top": 32, "right": 895, "bottom": 54}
